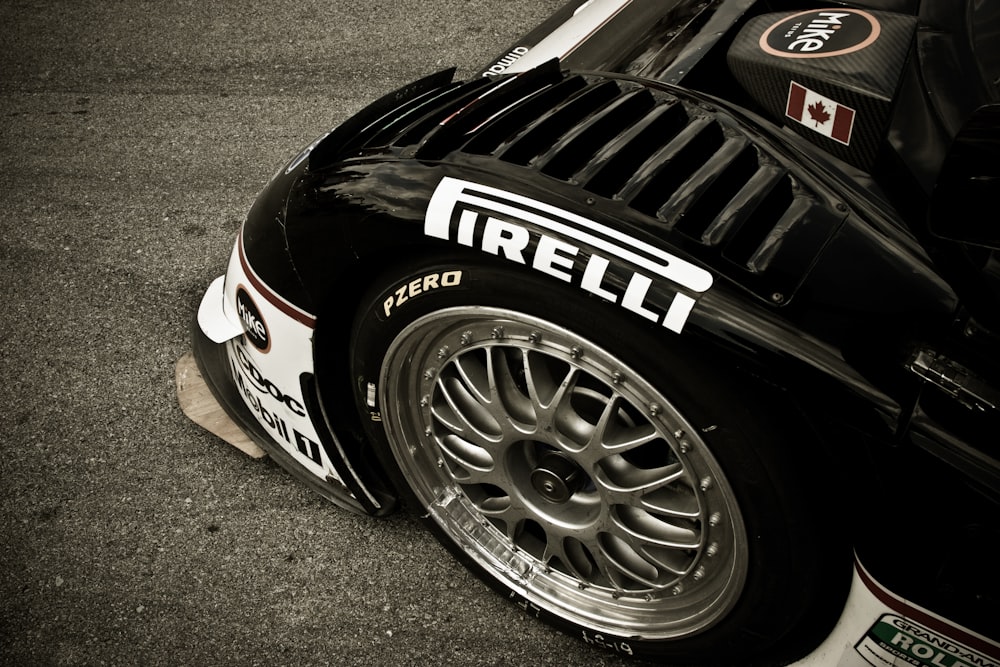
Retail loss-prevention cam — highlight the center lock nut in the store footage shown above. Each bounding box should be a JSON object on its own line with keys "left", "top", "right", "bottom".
{"left": 530, "top": 450, "right": 585, "bottom": 503}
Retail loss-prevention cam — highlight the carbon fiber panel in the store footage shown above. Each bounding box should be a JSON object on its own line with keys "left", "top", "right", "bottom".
{"left": 728, "top": 9, "right": 917, "bottom": 170}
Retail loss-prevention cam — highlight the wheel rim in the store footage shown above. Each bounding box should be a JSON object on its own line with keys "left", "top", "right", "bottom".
{"left": 380, "top": 307, "right": 747, "bottom": 639}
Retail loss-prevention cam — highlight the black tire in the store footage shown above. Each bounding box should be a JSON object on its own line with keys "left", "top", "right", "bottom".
{"left": 349, "top": 255, "right": 849, "bottom": 665}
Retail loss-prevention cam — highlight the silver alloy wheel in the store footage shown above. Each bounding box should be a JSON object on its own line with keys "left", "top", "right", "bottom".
{"left": 380, "top": 307, "right": 748, "bottom": 639}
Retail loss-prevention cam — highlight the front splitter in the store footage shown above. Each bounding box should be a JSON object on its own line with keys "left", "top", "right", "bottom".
{"left": 176, "top": 350, "right": 267, "bottom": 459}
{"left": 182, "top": 318, "right": 368, "bottom": 515}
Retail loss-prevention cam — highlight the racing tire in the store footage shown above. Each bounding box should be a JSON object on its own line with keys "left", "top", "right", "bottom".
{"left": 349, "top": 255, "right": 849, "bottom": 665}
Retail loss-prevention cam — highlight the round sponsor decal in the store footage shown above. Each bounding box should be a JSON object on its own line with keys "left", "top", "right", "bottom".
{"left": 235, "top": 286, "right": 270, "bottom": 352}
{"left": 760, "top": 9, "right": 880, "bottom": 58}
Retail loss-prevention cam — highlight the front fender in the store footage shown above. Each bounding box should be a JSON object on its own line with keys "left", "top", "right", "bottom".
{"left": 285, "top": 154, "right": 954, "bottom": 445}
{"left": 252, "top": 65, "right": 962, "bottom": 519}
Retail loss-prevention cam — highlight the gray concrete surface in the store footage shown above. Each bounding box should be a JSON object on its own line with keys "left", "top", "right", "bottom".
{"left": 0, "top": 1, "right": 635, "bottom": 664}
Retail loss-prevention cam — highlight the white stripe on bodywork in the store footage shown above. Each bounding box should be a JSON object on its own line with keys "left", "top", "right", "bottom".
{"left": 503, "top": 0, "right": 633, "bottom": 74}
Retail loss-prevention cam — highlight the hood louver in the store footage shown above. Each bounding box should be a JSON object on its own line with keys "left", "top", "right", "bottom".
{"left": 326, "top": 64, "right": 845, "bottom": 303}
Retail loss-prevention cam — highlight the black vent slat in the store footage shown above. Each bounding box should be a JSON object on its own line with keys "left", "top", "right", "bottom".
{"left": 657, "top": 136, "right": 755, "bottom": 234}
{"left": 620, "top": 117, "right": 725, "bottom": 216}
{"left": 701, "top": 165, "right": 789, "bottom": 247}
{"left": 498, "top": 80, "right": 623, "bottom": 166}
{"left": 414, "top": 62, "right": 565, "bottom": 160}
{"left": 722, "top": 184, "right": 801, "bottom": 271}
{"left": 578, "top": 101, "right": 690, "bottom": 198}
{"left": 357, "top": 81, "right": 469, "bottom": 149}
{"left": 744, "top": 197, "right": 814, "bottom": 272}
{"left": 536, "top": 88, "right": 657, "bottom": 180}
{"left": 309, "top": 67, "right": 458, "bottom": 167}
{"left": 390, "top": 78, "right": 497, "bottom": 147}
{"left": 615, "top": 116, "right": 715, "bottom": 203}
{"left": 461, "top": 76, "right": 589, "bottom": 156}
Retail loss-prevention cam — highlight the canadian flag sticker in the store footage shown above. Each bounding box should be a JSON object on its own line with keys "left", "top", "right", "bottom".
{"left": 785, "top": 81, "right": 856, "bottom": 145}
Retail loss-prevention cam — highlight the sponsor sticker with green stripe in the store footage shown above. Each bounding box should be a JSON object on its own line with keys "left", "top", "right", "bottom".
{"left": 854, "top": 614, "right": 996, "bottom": 667}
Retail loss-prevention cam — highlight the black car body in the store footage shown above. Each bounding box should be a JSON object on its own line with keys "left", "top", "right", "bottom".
{"left": 189, "top": 1, "right": 1000, "bottom": 664}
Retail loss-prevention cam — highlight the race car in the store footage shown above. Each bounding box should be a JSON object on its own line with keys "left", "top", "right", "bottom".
{"left": 185, "top": 0, "right": 1000, "bottom": 664}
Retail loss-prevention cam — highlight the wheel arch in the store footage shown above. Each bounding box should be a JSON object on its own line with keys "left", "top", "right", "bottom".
{"left": 308, "top": 241, "right": 443, "bottom": 514}
{"left": 307, "top": 227, "right": 886, "bottom": 501}
{"left": 293, "top": 161, "right": 903, "bottom": 521}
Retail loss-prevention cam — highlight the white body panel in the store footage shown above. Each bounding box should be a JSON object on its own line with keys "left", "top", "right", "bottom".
{"left": 198, "top": 236, "right": 347, "bottom": 488}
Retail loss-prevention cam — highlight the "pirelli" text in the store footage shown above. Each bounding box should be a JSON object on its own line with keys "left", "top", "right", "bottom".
{"left": 424, "top": 178, "right": 713, "bottom": 334}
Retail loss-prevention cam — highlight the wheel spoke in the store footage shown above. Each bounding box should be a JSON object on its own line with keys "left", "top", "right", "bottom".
{"left": 597, "top": 458, "right": 686, "bottom": 495}
{"left": 476, "top": 491, "right": 529, "bottom": 524}
{"left": 596, "top": 395, "right": 659, "bottom": 449}
{"left": 595, "top": 459, "right": 702, "bottom": 523}
{"left": 380, "top": 306, "right": 747, "bottom": 639}
{"left": 477, "top": 493, "right": 512, "bottom": 515}
{"left": 434, "top": 374, "right": 502, "bottom": 440}
{"left": 437, "top": 433, "right": 494, "bottom": 472}
{"left": 552, "top": 381, "right": 599, "bottom": 448}
{"left": 639, "top": 483, "right": 701, "bottom": 520}
{"left": 637, "top": 544, "right": 695, "bottom": 576}
{"left": 611, "top": 505, "right": 701, "bottom": 550}
{"left": 559, "top": 537, "right": 601, "bottom": 582}
{"left": 486, "top": 347, "right": 537, "bottom": 426}
{"left": 522, "top": 350, "right": 563, "bottom": 408}
{"left": 451, "top": 350, "right": 492, "bottom": 403}
{"left": 598, "top": 532, "right": 665, "bottom": 589}
{"left": 526, "top": 354, "right": 578, "bottom": 416}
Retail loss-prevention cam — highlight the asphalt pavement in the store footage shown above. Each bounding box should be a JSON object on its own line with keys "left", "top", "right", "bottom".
{"left": 0, "top": 1, "right": 636, "bottom": 665}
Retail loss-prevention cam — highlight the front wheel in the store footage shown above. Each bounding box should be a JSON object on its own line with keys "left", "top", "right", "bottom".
{"left": 350, "top": 257, "right": 848, "bottom": 664}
